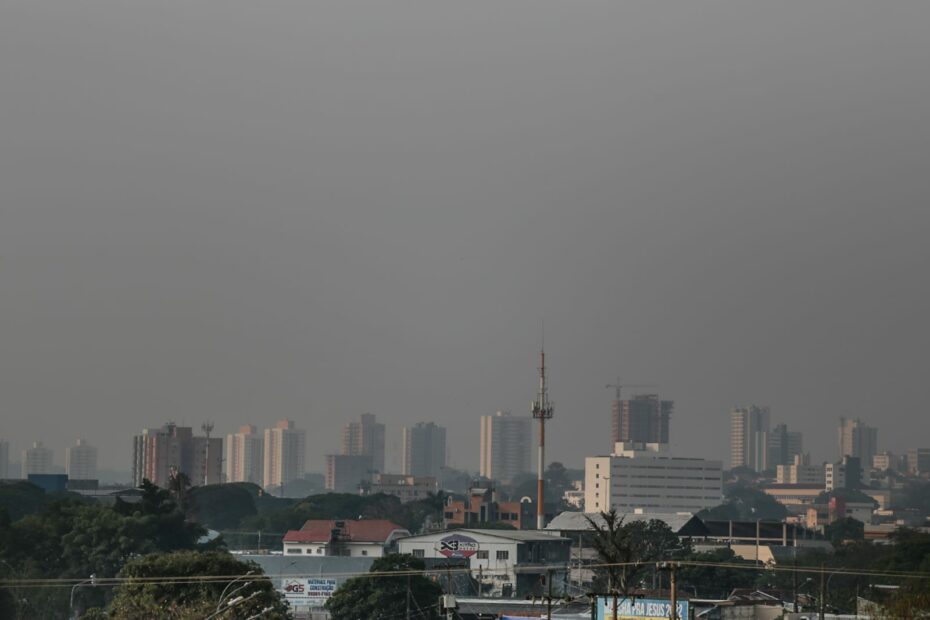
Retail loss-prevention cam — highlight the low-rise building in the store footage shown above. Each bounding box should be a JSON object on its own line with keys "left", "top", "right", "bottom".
{"left": 562, "top": 480, "right": 584, "bottom": 509}
{"left": 396, "top": 529, "right": 571, "bottom": 598}
{"left": 365, "top": 473, "right": 437, "bottom": 503}
{"left": 442, "top": 485, "right": 554, "bottom": 530}
{"left": 283, "top": 519, "right": 410, "bottom": 558}
{"left": 761, "top": 483, "right": 823, "bottom": 507}
{"left": 775, "top": 454, "right": 824, "bottom": 485}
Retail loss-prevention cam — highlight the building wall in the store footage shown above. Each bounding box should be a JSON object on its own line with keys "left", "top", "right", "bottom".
{"left": 730, "top": 406, "right": 770, "bottom": 471}
{"left": 0, "top": 439, "right": 9, "bottom": 479}
{"left": 402, "top": 422, "right": 447, "bottom": 478}
{"left": 66, "top": 439, "right": 98, "bottom": 480}
{"left": 585, "top": 448, "right": 722, "bottom": 513}
{"left": 284, "top": 541, "right": 386, "bottom": 558}
{"left": 479, "top": 411, "right": 532, "bottom": 484}
{"left": 325, "top": 454, "right": 373, "bottom": 492}
{"left": 226, "top": 425, "right": 264, "bottom": 484}
{"left": 342, "top": 413, "right": 385, "bottom": 474}
{"left": 838, "top": 417, "right": 878, "bottom": 463}
{"left": 22, "top": 442, "right": 53, "bottom": 477}
{"left": 907, "top": 448, "right": 930, "bottom": 475}
{"left": 263, "top": 420, "right": 306, "bottom": 491}
{"left": 612, "top": 395, "right": 672, "bottom": 445}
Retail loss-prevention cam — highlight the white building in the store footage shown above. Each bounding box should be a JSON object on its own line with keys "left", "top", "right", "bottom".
{"left": 479, "top": 411, "right": 532, "bottom": 484}
{"left": 283, "top": 519, "right": 410, "bottom": 558}
{"left": 226, "top": 424, "right": 264, "bottom": 484}
{"left": 585, "top": 443, "right": 722, "bottom": 514}
{"left": 22, "top": 441, "right": 54, "bottom": 477}
{"left": 263, "top": 420, "right": 306, "bottom": 491}
{"left": 395, "top": 529, "right": 571, "bottom": 598}
{"left": 66, "top": 439, "right": 98, "bottom": 480}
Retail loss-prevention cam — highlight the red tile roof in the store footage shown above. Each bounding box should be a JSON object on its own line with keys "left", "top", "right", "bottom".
{"left": 283, "top": 519, "right": 409, "bottom": 544}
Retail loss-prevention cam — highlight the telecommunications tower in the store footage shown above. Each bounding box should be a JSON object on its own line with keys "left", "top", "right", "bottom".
{"left": 531, "top": 346, "right": 554, "bottom": 529}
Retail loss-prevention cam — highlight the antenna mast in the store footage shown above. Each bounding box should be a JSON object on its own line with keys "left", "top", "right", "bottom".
{"left": 531, "top": 340, "right": 554, "bottom": 529}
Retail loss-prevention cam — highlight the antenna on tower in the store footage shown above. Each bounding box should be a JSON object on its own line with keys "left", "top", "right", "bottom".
{"left": 201, "top": 421, "right": 214, "bottom": 487}
{"left": 531, "top": 328, "right": 554, "bottom": 529}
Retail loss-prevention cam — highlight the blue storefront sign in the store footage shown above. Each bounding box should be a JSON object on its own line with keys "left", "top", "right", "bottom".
{"left": 596, "top": 596, "right": 689, "bottom": 620}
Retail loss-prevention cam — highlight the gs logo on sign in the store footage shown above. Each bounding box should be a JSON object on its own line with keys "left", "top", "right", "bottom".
{"left": 284, "top": 580, "right": 305, "bottom": 594}
{"left": 437, "top": 534, "right": 479, "bottom": 559}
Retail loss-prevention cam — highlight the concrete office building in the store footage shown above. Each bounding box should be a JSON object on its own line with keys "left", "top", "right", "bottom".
{"left": 0, "top": 439, "right": 8, "bottom": 479}
{"left": 22, "top": 441, "right": 54, "bottom": 477}
{"left": 826, "top": 456, "right": 863, "bottom": 491}
{"left": 402, "top": 422, "right": 446, "bottom": 478}
{"left": 730, "top": 405, "right": 770, "bottom": 471}
{"left": 263, "top": 420, "right": 306, "bottom": 491}
{"left": 838, "top": 417, "right": 878, "bottom": 464}
{"left": 226, "top": 425, "right": 264, "bottom": 484}
{"left": 479, "top": 411, "right": 532, "bottom": 484}
{"left": 763, "top": 424, "right": 803, "bottom": 471}
{"left": 585, "top": 442, "right": 722, "bottom": 514}
{"left": 325, "top": 454, "right": 373, "bottom": 492}
{"left": 66, "top": 439, "right": 98, "bottom": 481}
{"left": 611, "top": 394, "right": 672, "bottom": 445}
{"left": 342, "top": 413, "right": 385, "bottom": 474}
{"left": 132, "top": 423, "right": 223, "bottom": 487}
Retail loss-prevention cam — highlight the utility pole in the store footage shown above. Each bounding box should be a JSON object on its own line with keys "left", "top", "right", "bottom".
{"left": 406, "top": 574, "right": 411, "bottom": 620}
{"left": 531, "top": 342, "right": 554, "bottom": 530}
{"left": 668, "top": 562, "right": 678, "bottom": 620}
{"left": 819, "top": 563, "right": 825, "bottom": 620}
{"left": 546, "top": 568, "right": 553, "bottom": 620}
{"left": 201, "top": 421, "right": 214, "bottom": 486}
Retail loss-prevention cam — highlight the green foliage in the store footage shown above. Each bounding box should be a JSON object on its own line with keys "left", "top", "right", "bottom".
{"left": 585, "top": 511, "right": 687, "bottom": 597}
{"left": 96, "top": 550, "right": 290, "bottom": 620}
{"left": 505, "top": 462, "right": 581, "bottom": 508}
{"left": 698, "top": 483, "right": 788, "bottom": 521}
{"left": 325, "top": 554, "right": 442, "bottom": 620}
{"left": 185, "top": 483, "right": 259, "bottom": 530}
{"left": 676, "top": 548, "right": 758, "bottom": 599}
{"left": 0, "top": 481, "right": 57, "bottom": 521}
{"left": 824, "top": 517, "right": 865, "bottom": 546}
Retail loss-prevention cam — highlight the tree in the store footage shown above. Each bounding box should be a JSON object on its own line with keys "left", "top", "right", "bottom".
{"left": 585, "top": 511, "right": 686, "bottom": 615}
{"left": 325, "top": 554, "right": 442, "bottom": 620}
{"left": 676, "top": 548, "right": 757, "bottom": 599}
{"left": 91, "top": 550, "right": 290, "bottom": 620}
{"left": 699, "top": 484, "right": 788, "bottom": 521}
{"left": 825, "top": 517, "right": 865, "bottom": 547}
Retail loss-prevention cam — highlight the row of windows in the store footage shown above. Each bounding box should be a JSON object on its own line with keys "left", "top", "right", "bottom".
{"left": 409, "top": 548, "right": 509, "bottom": 560}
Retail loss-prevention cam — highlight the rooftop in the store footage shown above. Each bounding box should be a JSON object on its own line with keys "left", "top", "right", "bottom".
{"left": 283, "top": 519, "right": 409, "bottom": 544}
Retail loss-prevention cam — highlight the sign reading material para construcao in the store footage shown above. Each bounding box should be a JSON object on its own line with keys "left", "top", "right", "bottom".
{"left": 596, "top": 596, "right": 689, "bottom": 620}
{"left": 281, "top": 578, "right": 338, "bottom": 607}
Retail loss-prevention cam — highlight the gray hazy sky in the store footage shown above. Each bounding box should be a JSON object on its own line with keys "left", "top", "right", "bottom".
{"left": 2, "top": 1, "right": 929, "bottom": 473}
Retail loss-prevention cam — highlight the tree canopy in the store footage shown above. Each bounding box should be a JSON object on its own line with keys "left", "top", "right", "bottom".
{"left": 325, "top": 553, "right": 443, "bottom": 620}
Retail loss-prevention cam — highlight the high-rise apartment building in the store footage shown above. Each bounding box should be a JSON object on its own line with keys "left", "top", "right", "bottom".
{"left": 838, "top": 418, "right": 878, "bottom": 464}
{"left": 342, "top": 413, "right": 386, "bottom": 474}
{"left": 479, "top": 411, "right": 532, "bottom": 484}
{"left": 611, "top": 394, "right": 672, "bottom": 445}
{"left": 131, "top": 423, "right": 223, "bottom": 487}
{"left": 0, "top": 439, "right": 8, "bottom": 479}
{"left": 66, "top": 439, "right": 98, "bottom": 480}
{"left": 22, "top": 441, "right": 54, "bottom": 477}
{"left": 585, "top": 442, "right": 722, "bottom": 513}
{"left": 226, "top": 425, "right": 264, "bottom": 484}
{"left": 263, "top": 419, "right": 306, "bottom": 492}
{"left": 402, "top": 422, "right": 446, "bottom": 478}
{"left": 729, "top": 405, "right": 771, "bottom": 471}
{"left": 325, "top": 454, "right": 373, "bottom": 492}
{"left": 826, "top": 456, "right": 862, "bottom": 491}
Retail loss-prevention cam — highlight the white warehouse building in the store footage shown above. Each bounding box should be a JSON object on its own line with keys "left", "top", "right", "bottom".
{"left": 585, "top": 442, "right": 722, "bottom": 514}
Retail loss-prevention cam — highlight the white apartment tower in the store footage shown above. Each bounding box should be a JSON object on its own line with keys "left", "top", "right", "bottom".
{"left": 263, "top": 419, "right": 306, "bottom": 491}
{"left": 479, "top": 411, "right": 532, "bottom": 484}
{"left": 585, "top": 442, "right": 723, "bottom": 513}
{"left": 66, "top": 439, "right": 98, "bottom": 480}
{"left": 730, "top": 405, "right": 770, "bottom": 471}
{"left": 226, "top": 425, "right": 264, "bottom": 484}
{"left": 22, "top": 441, "right": 54, "bottom": 477}
{"left": 402, "top": 422, "right": 447, "bottom": 478}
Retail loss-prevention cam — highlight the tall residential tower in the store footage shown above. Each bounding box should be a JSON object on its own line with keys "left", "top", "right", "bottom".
{"left": 479, "top": 411, "right": 532, "bottom": 484}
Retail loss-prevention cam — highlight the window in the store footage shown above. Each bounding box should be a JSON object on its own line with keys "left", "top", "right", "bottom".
{"left": 412, "top": 549, "right": 425, "bottom": 558}
{"left": 316, "top": 548, "right": 323, "bottom": 554}
{"left": 286, "top": 548, "right": 302, "bottom": 554}
{"left": 496, "top": 550, "right": 509, "bottom": 560}
{"left": 477, "top": 550, "right": 489, "bottom": 559}
{"left": 361, "top": 550, "right": 368, "bottom": 556}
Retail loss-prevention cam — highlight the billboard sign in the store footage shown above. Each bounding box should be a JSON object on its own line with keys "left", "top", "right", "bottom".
{"left": 281, "top": 578, "right": 338, "bottom": 607}
{"left": 596, "top": 596, "right": 689, "bottom": 620}
{"left": 437, "top": 534, "right": 480, "bottom": 559}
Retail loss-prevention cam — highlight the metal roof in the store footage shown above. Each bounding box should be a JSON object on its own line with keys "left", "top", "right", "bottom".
{"left": 545, "top": 511, "right": 698, "bottom": 534}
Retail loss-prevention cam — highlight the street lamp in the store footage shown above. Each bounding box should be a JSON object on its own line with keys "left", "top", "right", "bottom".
{"left": 216, "top": 570, "right": 256, "bottom": 611}
{"left": 204, "top": 590, "right": 262, "bottom": 620}
{"left": 69, "top": 574, "right": 97, "bottom": 620}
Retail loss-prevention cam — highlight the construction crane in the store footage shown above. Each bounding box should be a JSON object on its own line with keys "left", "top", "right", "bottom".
{"left": 605, "top": 379, "right": 657, "bottom": 401}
